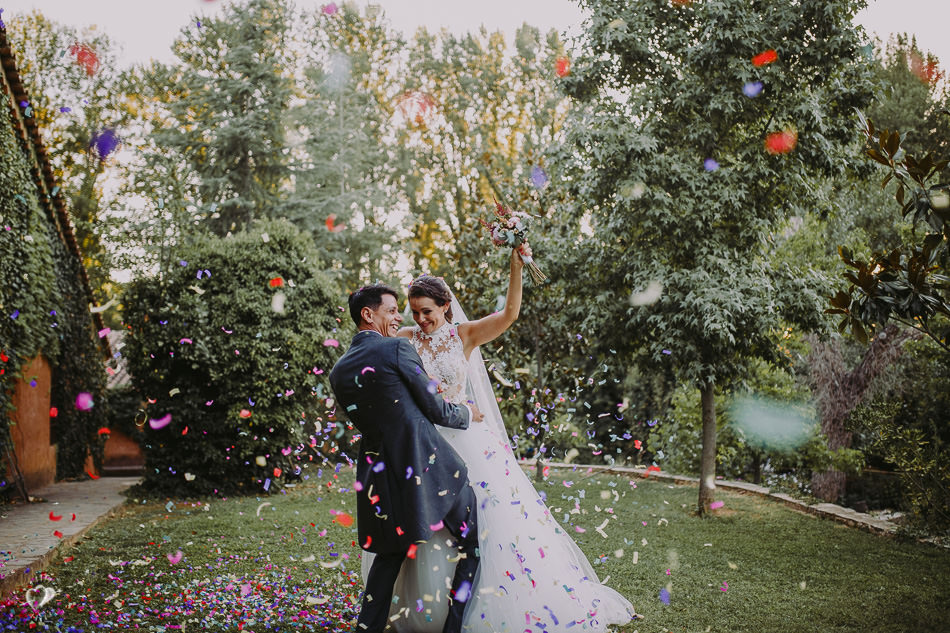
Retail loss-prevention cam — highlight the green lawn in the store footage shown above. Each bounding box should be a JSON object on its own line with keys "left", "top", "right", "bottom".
{"left": 4, "top": 465, "right": 949, "bottom": 632}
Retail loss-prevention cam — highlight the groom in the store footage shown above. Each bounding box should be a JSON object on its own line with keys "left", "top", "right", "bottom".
{"left": 329, "top": 284, "right": 482, "bottom": 633}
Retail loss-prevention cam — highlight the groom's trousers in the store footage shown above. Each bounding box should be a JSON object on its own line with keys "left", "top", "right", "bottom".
{"left": 356, "top": 485, "right": 480, "bottom": 633}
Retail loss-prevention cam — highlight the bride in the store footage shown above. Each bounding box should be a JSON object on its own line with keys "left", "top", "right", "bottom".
{"left": 361, "top": 246, "right": 635, "bottom": 632}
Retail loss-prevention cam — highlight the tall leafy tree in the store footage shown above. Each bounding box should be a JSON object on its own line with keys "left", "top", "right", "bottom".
{"left": 6, "top": 11, "right": 132, "bottom": 309}
{"left": 122, "top": 0, "right": 295, "bottom": 246}
{"left": 555, "top": 0, "right": 875, "bottom": 513}
{"left": 282, "top": 3, "right": 401, "bottom": 289}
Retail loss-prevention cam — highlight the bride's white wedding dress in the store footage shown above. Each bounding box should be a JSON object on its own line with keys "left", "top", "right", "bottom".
{"left": 361, "top": 314, "right": 635, "bottom": 632}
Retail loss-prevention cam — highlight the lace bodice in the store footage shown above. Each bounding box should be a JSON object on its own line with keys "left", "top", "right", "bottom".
{"left": 410, "top": 323, "right": 468, "bottom": 405}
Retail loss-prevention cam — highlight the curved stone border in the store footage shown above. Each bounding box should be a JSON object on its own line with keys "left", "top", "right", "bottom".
{"left": 519, "top": 461, "right": 900, "bottom": 536}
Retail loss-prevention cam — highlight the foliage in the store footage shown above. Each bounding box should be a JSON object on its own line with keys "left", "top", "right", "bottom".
{"left": 279, "top": 3, "right": 399, "bottom": 289}
{"left": 121, "top": 219, "right": 346, "bottom": 497}
{"left": 112, "top": 0, "right": 296, "bottom": 279}
{"left": 556, "top": 0, "right": 875, "bottom": 511}
{"left": 646, "top": 360, "right": 863, "bottom": 492}
{"left": 6, "top": 11, "right": 134, "bottom": 313}
{"left": 0, "top": 71, "right": 107, "bottom": 484}
{"left": 850, "top": 337, "right": 950, "bottom": 532}
{"left": 828, "top": 109, "right": 950, "bottom": 351}
{"left": 852, "top": 400, "right": 950, "bottom": 534}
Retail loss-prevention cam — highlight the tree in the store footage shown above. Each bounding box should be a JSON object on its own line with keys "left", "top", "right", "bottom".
{"left": 280, "top": 3, "right": 400, "bottom": 289}
{"left": 119, "top": 0, "right": 295, "bottom": 248}
{"left": 556, "top": 0, "right": 875, "bottom": 513}
{"left": 6, "top": 11, "right": 133, "bottom": 311}
{"left": 828, "top": 109, "right": 949, "bottom": 353}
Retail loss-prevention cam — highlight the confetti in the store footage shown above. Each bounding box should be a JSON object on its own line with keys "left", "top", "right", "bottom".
{"left": 333, "top": 511, "right": 354, "bottom": 527}
{"left": 743, "top": 81, "right": 763, "bottom": 97}
{"left": 69, "top": 42, "right": 100, "bottom": 75}
{"left": 765, "top": 129, "right": 798, "bottom": 155}
{"left": 325, "top": 214, "right": 346, "bottom": 232}
{"left": 75, "top": 392, "right": 94, "bottom": 411}
{"left": 659, "top": 587, "right": 670, "bottom": 604}
{"left": 90, "top": 128, "right": 121, "bottom": 159}
{"left": 322, "top": 2, "right": 339, "bottom": 15}
{"left": 752, "top": 49, "right": 778, "bottom": 67}
{"left": 24, "top": 586, "right": 56, "bottom": 611}
{"left": 167, "top": 550, "right": 183, "bottom": 565}
{"left": 530, "top": 165, "right": 549, "bottom": 190}
{"left": 630, "top": 280, "right": 663, "bottom": 306}
{"left": 703, "top": 158, "right": 720, "bottom": 171}
{"left": 710, "top": 500, "right": 725, "bottom": 510}
{"left": 323, "top": 339, "right": 340, "bottom": 347}
{"left": 149, "top": 413, "right": 172, "bottom": 430}
{"left": 269, "top": 277, "right": 284, "bottom": 288}
{"left": 555, "top": 56, "right": 571, "bottom": 77}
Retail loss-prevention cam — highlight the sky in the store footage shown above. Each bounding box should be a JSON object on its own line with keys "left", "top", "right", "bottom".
{"left": 1, "top": 0, "right": 949, "bottom": 68}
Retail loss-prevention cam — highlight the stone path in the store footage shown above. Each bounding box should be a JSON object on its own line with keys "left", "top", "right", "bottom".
{"left": 0, "top": 476, "right": 139, "bottom": 597}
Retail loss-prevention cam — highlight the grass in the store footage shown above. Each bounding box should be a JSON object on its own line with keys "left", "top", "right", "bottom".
{"left": 2, "top": 464, "right": 949, "bottom": 632}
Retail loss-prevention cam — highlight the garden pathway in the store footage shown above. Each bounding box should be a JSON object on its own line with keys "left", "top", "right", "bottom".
{"left": 0, "top": 476, "right": 139, "bottom": 597}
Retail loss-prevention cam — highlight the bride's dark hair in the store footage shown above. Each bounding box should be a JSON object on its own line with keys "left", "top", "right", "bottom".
{"left": 408, "top": 275, "right": 453, "bottom": 321}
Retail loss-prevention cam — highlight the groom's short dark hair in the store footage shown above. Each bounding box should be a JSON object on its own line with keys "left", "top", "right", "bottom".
{"left": 348, "top": 283, "right": 399, "bottom": 326}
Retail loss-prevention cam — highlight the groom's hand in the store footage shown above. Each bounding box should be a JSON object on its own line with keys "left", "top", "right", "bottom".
{"left": 468, "top": 403, "right": 484, "bottom": 423}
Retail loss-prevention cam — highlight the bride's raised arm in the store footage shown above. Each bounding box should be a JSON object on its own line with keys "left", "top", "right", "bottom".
{"left": 459, "top": 245, "right": 528, "bottom": 358}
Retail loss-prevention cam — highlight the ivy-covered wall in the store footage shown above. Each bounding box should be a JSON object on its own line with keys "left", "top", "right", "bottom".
{"left": 0, "top": 83, "right": 107, "bottom": 490}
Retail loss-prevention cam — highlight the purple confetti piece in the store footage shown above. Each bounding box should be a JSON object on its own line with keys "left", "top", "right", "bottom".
{"left": 743, "top": 81, "right": 764, "bottom": 97}
{"left": 703, "top": 158, "right": 719, "bottom": 171}
{"left": 90, "top": 128, "right": 121, "bottom": 159}
{"left": 454, "top": 580, "right": 472, "bottom": 603}
{"left": 530, "top": 165, "right": 549, "bottom": 189}
{"left": 372, "top": 461, "right": 386, "bottom": 473}
{"left": 659, "top": 587, "right": 670, "bottom": 604}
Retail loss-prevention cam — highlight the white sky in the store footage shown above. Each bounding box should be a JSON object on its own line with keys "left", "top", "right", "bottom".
{"left": 1, "top": 0, "right": 948, "bottom": 68}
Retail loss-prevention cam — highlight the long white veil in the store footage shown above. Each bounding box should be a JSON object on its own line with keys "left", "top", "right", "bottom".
{"left": 448, "top": 291, "right": 511, "bottom": 443}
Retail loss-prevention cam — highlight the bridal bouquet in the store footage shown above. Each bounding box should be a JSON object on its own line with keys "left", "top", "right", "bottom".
{"left": 479, "top": 200, "right": 546, "bottom": 284}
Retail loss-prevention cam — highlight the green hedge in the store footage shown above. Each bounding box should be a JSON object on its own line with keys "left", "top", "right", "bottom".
{"left": 0, "top": 96, "right": 106, "bottom": 490}
{"left": 122, "top": 219, "right": 350, "bottom": 496}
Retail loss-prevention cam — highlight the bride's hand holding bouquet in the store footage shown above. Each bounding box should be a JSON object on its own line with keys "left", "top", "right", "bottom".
{"left": 479, "top": 200, "right": 546, "bottom": 284}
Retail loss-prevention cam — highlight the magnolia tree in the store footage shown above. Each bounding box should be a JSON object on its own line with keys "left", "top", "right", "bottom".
{"left": 555, "top": 0, "right": 875, "bottom": 513}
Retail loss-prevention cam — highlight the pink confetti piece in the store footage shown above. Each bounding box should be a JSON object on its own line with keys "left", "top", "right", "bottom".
{"left": 323, "top": 339, "right": 340, "bottom": 347}
{"left": 149, "top": 413, "right": 172, "bottom": 429}
{"left": 710, "top": 501, "right": 725, "bottom": 510}
{"left": 97, "top": 327, "right": 111, "bottom": 338}
{"left": 167, "top": 550, "right": 183, "bottom": 564}
{"left": 75, "top": 392, "right": 94, "bottom": 411}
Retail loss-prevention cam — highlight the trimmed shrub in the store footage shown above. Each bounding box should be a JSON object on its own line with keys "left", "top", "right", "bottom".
{"left": 122, "top": 219, "right": 349, "bottom": 496}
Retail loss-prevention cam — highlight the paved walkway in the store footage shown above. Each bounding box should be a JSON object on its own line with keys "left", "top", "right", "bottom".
{"left": 0, "top": 476, "right": 139, "bottom": 597}
{"left": 0, "top": 463, "right": 903, "bottom": 599}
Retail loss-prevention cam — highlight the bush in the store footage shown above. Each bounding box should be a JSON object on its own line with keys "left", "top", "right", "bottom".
{"left": 122, "top": 219, "right": 348, "bottom": 497}
{"left": 849, "top": 338, "right": 950, "bottom": 533}
{"left": 648, "top": 360, "right": 863, "bottom": 492}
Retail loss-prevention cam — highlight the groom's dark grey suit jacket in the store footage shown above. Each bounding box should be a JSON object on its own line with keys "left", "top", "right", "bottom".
{"left": 329, "top": 330, "right": 471, "bottom": 554}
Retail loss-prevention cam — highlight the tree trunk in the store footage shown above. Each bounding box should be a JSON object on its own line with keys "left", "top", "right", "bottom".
{"left": 808, "top": 325, "right": 921, "bottom": 502}
{"left": 698, "top": 381, "right": 717, "bottom": 515}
